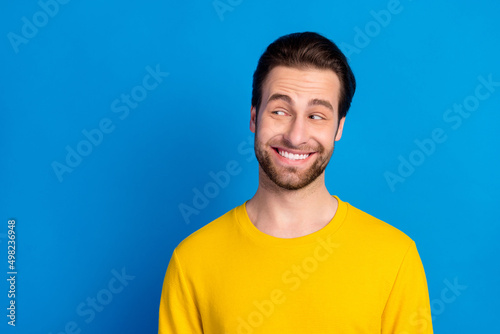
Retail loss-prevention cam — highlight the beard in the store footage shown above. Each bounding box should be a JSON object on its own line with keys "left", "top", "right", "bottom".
{"left": 254, "top": 134, "right": 334, "bottom": 191}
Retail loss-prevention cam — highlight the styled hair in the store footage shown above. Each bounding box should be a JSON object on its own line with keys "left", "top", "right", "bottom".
{"left": 251, "top": 32, "right": 356, "bottom": 120}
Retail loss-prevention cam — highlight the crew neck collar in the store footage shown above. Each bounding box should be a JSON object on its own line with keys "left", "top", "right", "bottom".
{"left": 236, "top": 195, "right": 348, "bottom": 247}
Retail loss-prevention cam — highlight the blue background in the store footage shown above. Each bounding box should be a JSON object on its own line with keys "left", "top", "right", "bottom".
{"left": 1, "top": 0, "right": 499, "bottom": 333}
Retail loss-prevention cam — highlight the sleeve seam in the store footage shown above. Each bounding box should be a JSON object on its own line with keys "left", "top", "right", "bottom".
{"left": 172, "top": 249, "right": 200, "bottom": 316}
{"left": 381, "top": 240, "right": 416, "bottom": 315}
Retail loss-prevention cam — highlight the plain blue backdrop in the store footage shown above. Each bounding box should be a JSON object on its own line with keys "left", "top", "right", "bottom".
{"left": 1, "top": 0, "right": 499, "bottom": 333}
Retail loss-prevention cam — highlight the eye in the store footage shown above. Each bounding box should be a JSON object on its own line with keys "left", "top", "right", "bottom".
{"left": 272, "top": 110, "right": 287, "bottom": 116}
{"left": 310, "top": 114, "right": 324, "bottom": 120}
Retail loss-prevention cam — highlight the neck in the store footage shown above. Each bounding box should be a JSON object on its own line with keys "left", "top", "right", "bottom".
{"left": 246, "top": 168, "right": 338, "bottom": 238}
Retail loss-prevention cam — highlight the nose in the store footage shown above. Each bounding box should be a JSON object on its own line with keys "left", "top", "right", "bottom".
{"left": 284, "top": 116, "right": 308, "bottom": 147}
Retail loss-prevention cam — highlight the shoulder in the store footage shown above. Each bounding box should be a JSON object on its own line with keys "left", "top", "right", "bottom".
{"left": 341, "top": 200, "right": 415, "bottom": 252}
{"left": 338, "top": 200, "right": 423, "bottom": 284}
{"left": 174, "top": 204, "right": 242, "bottom": 259}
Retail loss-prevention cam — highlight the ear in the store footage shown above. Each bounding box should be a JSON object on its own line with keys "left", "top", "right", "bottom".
{"left": 335, "top": 117, "right": 346, "bottom": 141}
{"left": 250, "top": 106, "right": 257, "bottom": 133}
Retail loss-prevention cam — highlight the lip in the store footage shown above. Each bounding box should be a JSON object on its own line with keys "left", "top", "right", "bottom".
{"left": 271, "top": 146, "right": 315, "bottom": 165}
{"left": 272, "top": 146, "right": 314, "bottom": 155}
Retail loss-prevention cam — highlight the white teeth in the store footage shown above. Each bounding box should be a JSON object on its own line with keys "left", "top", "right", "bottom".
{"left": 278, "top": 150, "right": 310, "bottom": 160}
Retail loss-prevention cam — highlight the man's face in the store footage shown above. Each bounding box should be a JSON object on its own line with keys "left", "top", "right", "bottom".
{"left": 250, "top": 66, "right": 345, "bottom": 191}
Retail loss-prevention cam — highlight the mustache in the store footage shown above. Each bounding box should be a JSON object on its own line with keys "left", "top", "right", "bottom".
{"left": 267, "top": 138, "right": 325, "bottom": 154}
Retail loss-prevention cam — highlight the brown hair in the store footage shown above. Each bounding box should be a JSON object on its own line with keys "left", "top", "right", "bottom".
{"left": 252, "top": 32, "right": 356, "bottom": 120}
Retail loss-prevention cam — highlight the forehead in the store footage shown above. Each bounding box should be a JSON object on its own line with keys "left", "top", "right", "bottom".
{"left": 262, "top": 66, "right": 341, "bottom": 105}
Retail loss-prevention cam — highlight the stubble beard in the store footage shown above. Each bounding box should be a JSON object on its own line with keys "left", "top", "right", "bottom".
{"left": 254, "top": 133, "right": 334, "bottom": 191}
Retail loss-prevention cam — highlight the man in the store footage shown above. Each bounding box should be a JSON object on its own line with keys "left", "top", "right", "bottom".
{"left": 159, "top": 32, "right": 433, "bottom": 333}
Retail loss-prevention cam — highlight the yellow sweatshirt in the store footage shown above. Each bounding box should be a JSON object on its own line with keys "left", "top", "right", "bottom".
{"left": 159, "top": 197, "right": 433, "bottom": 333}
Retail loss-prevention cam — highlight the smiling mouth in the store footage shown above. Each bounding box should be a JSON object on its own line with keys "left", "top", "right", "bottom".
{"left": 274, "top": 148, "right": 312, "bottom": 161}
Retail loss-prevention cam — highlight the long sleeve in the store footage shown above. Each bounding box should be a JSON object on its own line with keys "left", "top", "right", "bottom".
{"left": 159, "top": 249, "right": 203, "bottom": 334}
{"left": 381, "top": 242, "right": 433, "bottom": 333}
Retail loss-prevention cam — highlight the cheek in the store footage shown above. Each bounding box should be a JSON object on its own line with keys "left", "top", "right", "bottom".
{"left": 311, "top": 124, "right": 337, "bottom": 142}
{"left": 317, "top": 132, "right": 337, "bottom": 149}
{"left": 257, "top": 119, "right": 283, "bottom": 142}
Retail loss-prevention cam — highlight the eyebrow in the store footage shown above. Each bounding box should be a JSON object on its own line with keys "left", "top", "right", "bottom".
{"left": 267, "top": 93, "right": 334, "bottom": 112}
{"left": 267, "top": 93, "right": 292, "bottom": 105}
{"left": 310, "top": 98, "right": 334, "bottom": 111}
